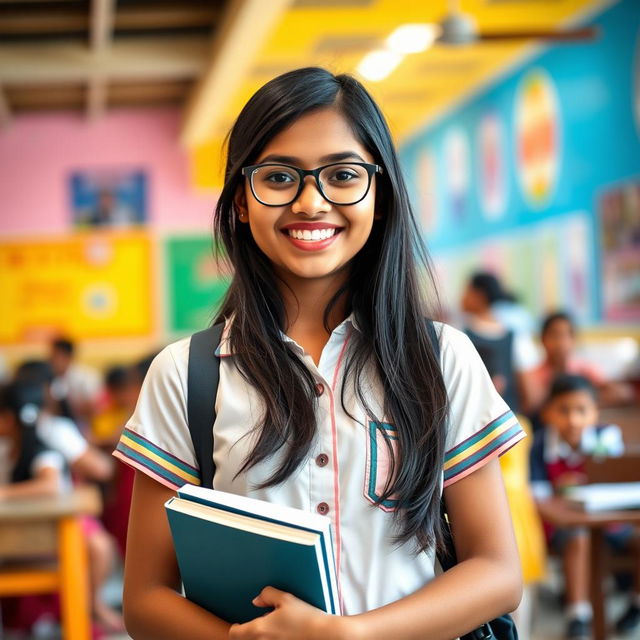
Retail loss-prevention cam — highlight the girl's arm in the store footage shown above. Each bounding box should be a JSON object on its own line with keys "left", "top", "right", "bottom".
{"left": 230, "top": 458, "right": 521, "bottom": 640}
{"left": 0, "top": 465, "right": 60, "bottom": 500}
{"left": 123, "top": 470, "right": 233, "bottom": 640}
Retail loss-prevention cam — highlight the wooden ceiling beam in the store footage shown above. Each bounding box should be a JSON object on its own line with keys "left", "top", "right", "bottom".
{"left": 87, "top": 0, "right": 116, "bottom": 119}
{"left": 0, "top": 37, "right": 210, "bottom": 84}
{"left": 0, "top": 5, "right": 219, "bottom": 36}
{"left": 180, "top": 0, "right": 294, "bottom": 148}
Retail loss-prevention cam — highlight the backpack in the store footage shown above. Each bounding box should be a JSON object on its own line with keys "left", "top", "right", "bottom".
{"left": 186, "top": 322, "right": 517, "bottom": 640}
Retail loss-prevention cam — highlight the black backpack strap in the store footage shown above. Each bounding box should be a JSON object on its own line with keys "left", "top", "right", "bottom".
{"left": 187, "top": 322, "right": 225, "bottom": 489}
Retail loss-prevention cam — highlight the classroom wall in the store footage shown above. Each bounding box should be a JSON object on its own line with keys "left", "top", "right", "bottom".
{"left": 399, "top": 0, "right": 640, "bottom": 331}
{"left": 0, "top": 108, "right": 214, "bottom": 235}
{"left": 0, "top": 108, "right": 219, "bottom": 367}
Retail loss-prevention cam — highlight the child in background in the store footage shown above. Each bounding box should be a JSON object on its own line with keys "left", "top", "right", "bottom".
{"left": 528, "top": 311, "right": 634, "bottom": 416}
{"left": 93, "top": 364, "right": 141, "bottom": 447}
{"left": 0, "top": 379, "right": 66, "bottom": 499}
{"left": 530, "top": 374, "right": 640, "bottom": 639}
{"left": 14, "top": 360, "right": 124, "bottom": 635}
{"left": 0, "top": 380, "right": 68, "bottom": 635}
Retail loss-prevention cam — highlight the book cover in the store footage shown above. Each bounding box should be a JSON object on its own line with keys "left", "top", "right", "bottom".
{"left": 165, "top": 488, "right": 338, "bottom": 623}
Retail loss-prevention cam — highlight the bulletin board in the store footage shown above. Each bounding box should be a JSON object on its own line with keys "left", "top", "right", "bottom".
{"left": 165, "top": 235, "right": 230, "bottom": 333}
{"left": 0, "top": 231, "right": 153, "bottom": 343}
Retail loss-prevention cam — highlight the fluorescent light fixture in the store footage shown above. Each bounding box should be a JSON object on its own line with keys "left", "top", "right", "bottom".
{"left": 357, "top": 49, "right": 403, "bottom": 82}
{"left": 386, "top": 23, "right": 440, "bottom": 54}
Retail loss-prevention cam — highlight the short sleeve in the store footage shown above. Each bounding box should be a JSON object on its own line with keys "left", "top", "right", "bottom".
{"left": 439, "top": 324, "right": 526, "bottom": 488}
{"left": 113, "top": 338, "right": 201, "bottom": 489}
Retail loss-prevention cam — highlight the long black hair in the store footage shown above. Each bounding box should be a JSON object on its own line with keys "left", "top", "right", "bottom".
{"left": 214, "top": 67, "right": 449, "bottom": 553}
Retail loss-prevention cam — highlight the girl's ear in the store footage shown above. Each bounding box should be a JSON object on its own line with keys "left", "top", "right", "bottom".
{"left": 234, "top": 186, "right": 249, "bottom": 223}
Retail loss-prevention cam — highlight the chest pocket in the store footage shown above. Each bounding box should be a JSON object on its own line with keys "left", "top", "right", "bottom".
{"left": 364, "top": 420, "right": 399, "bottom": 512}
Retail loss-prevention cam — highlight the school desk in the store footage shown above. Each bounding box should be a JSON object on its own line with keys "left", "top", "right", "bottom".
{"left": 536, "top": 497, "right": 640, "bottom": 640}
{"left": 0, "top": 485, "right": 101, "bottom": 640}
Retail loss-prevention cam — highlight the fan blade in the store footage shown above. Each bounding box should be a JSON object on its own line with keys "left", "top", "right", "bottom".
{"left": 477, "top": 26, "right": 598, "bottom": 42}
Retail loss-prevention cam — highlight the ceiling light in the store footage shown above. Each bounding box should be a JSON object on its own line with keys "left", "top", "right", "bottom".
{"left": 386, "top": 23, "right": 440, "bottom": 54}
{"left": 357, "top": 49, "right": 403, "bottom": 82}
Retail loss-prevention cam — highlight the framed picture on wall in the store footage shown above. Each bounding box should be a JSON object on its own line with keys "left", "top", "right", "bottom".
{"left": 69, "top": 169, "right": 147, "bottom": 228}
{"left": 599, "top": 180, "right": 640, "bottom": 322}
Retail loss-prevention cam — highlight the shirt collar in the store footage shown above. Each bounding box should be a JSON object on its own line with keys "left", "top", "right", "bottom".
{"left": 215, "top": 313, "right": 358, "bottom": 358}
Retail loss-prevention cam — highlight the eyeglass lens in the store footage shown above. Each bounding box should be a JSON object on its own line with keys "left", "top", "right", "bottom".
{"left": 249, "top": 164, "right": 371, "bottom": 205}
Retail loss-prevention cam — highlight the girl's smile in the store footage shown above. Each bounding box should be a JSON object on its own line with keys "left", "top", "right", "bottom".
{"left": 280, "top": 222, "right": 343, "bottom": 251}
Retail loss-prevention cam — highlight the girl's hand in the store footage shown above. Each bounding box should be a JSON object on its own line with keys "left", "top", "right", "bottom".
{"left": 228, "top": 587, "right": 353, "bottom": 640}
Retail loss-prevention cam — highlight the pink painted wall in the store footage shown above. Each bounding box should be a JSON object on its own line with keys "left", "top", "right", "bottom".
{"left": 0, "top": 108, "right": 216, "bottom": 235}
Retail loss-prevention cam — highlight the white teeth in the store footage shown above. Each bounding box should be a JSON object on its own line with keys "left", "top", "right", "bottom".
{"left": 287, "top": 228, "right": 337, "bottom": 241}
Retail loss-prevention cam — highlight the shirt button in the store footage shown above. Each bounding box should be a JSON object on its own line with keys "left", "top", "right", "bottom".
{"left": 315, "top": 383, "right": 325, "bottom": 396}
{"left": 316, "top": 502, "right": 329, "bottom": 515}
{"left": 315, "top": 453, "right": 329, "bottom": 467}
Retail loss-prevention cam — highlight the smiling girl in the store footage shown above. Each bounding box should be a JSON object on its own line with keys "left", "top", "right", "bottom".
{"left": 116, "top": 67, "right": 524, "bottom": 640}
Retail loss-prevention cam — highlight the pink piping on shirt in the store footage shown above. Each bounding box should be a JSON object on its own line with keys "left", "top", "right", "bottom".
{"left": 328, "top": 328, "right": 351, "bottom": 615}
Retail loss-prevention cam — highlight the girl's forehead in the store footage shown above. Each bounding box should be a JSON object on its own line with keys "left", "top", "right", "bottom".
{"left": 257, "top": 108, "right": 372, "bottom": 165}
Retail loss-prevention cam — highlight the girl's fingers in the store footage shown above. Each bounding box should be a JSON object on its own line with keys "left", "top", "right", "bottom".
{"left": 252, "top": 585, "right": 288, "bottom": 608}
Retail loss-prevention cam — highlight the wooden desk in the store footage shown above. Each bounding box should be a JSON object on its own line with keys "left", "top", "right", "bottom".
{"left": 0, "top": 486, "right": 101, "bottom": 640}
{"left": 537, "top": 498, "right": 640, "bottom": 640}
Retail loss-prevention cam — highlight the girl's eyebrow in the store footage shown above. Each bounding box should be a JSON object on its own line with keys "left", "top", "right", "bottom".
{"left": 257, "top": 151, "right": 367, "bottom": 164}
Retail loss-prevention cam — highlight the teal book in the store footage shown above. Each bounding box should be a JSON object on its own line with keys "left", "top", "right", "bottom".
{"left": 165, "top": 486, "right": 338, "bottom": 624}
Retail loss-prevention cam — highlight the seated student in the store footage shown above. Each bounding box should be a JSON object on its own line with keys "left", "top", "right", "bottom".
{"left": 0, "top": 380, "right": 68, "bottom": 635}
{"left": 530, "top": 374, "right": 640, "bottom": 639}
{"left": 0, "top": 379, "right": 66, "bottom": 499}
{"left": 92, "top": 364, "right": 141, "bottom": 448}
{"left": 528, "top": 311, "right": 634, "bottom": 415}
{"left": 461, "top": 271, "right": 538, "bottom": 412}
{"left": 14, "top": 360, "right": 124, "bottom": 634}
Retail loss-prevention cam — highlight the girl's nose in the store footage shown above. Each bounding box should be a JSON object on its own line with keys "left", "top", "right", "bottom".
{"left": 290, "top": 177, "right": 331, "bottom": 216}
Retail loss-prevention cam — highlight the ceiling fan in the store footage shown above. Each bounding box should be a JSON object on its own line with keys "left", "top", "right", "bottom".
{"left": 437, "top": 0, "right": 598, "bottom": 45}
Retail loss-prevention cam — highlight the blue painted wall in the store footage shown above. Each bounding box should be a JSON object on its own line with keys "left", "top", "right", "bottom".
{"left": 400, "top": 0, "right": 640, "bottom": 326}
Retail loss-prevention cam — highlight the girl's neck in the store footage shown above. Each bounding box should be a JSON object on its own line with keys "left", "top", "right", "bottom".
{"left": 278, "top": 272, "right": 349, "bottom": 363}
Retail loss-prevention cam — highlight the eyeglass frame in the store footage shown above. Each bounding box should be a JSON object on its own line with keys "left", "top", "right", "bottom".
{"left": 241, "top": 161, "right": 384, "bottom": 207}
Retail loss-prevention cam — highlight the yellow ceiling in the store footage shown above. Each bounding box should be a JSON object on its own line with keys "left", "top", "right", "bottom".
{"left": 190, "top": 0, "right": 606, "bottom": 191}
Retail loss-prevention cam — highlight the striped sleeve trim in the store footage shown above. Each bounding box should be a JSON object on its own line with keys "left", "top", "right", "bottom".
{"left": 443, "top": 411, "right": 525, "bottom": 487}
{"left": 114, "top": 427, "right": 201, "bottom": 489}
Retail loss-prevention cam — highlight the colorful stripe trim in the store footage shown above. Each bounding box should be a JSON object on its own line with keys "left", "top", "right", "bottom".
{"left": 444, "top": 411, "right": 523, "bottom": 485}
{"left": 115, "top": 428, "right": 201, "bottom": 488}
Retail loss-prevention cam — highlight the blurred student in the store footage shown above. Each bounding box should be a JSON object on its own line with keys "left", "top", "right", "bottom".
{"left": 93, "top": 365, "right": 141, "bottom": 447}
{"left": 528, "top": 312, "right": 634, "bottom": 415}
{"left": 14, "top": 360, "right": 123, "bottom": 634}
{"left": 0, "top": 379, "right": 66, "bottom": 500}
{"left": 49, "top": 336, "right": 103, "bottom": 429}
{"left": 461, "top": 271, "right": 537, "bottom": 412}
{"left": 530, "top": 375, "right": 640, "bottom": 639}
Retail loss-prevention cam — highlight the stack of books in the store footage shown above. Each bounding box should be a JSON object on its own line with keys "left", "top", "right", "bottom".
{"left": 165, "top": 485, "right": 339, "bottom": 623}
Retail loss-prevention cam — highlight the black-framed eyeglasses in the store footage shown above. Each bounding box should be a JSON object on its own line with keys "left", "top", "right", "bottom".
{"left": 241, "top": 162, "right": 383, "bottom": 207}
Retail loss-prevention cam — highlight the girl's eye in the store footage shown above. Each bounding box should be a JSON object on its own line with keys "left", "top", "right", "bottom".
{"left": 327, "top": 168, "right": 360, "bottom": 183}
{"left": 265, "top": 171, "right": 296, "bottom": 184}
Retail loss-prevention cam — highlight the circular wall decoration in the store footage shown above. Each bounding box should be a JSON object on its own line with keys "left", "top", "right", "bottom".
{"left": 514, "top": 69, "right": 560, "bottom": 208}
{"left": 478, "top": 112, "right": 507, "bottom": 220}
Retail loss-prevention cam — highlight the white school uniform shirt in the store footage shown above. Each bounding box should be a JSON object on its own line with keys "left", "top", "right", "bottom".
{"left": 114, "top": 318, "right": 524, "bottom": 616}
